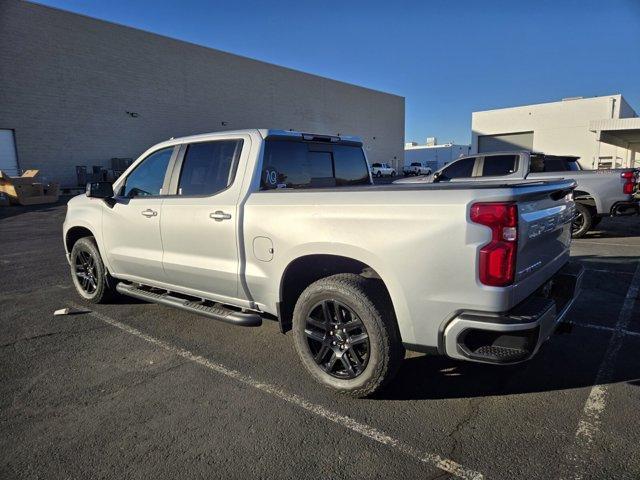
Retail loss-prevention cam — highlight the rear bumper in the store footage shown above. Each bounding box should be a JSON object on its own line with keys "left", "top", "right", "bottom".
{"left": 442, "top": 262, "right": 584, "bottom": 364}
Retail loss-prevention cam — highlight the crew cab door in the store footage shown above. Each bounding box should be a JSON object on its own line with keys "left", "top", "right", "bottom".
{"left": 160, "top": 136, "right": 248, "bottom": 302}
{"left": 102, "top": 147, "right": 176, "bottom": 282}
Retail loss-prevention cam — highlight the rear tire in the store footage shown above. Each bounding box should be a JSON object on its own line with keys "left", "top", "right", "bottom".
{"left": 571, "top": 203, "right": 593, "bottom": 238}
{"left": 70, "top": 236, "right": 117, "bottom": 303}
{"left": 292, "top": 273, "right": 404, "bottom": 398}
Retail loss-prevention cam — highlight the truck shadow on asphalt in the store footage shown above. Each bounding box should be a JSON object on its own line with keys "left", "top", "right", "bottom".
{"left": 377, "top": 350, "right": 638, "bottom": 401}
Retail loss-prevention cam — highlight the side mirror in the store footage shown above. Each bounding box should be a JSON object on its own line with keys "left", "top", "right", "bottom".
{"left": 432, "top": 171, "right": 441, "bottom": 182}
{"left": 86, "top": 181, "right": 113, "bottom": 199}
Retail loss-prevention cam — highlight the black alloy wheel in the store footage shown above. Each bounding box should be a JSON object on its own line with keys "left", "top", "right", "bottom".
{"left": 304, "top": 299, "right": 370, "bottom": 379}
{"left": 74, "top": 248, "right": 98, "bottom": 295}
{"left": 571, "top": 214, "right": 583, "bottom": 234}
{"left": 571, "top": 203, "right": 592, "bottom": 238}
{"left": 69, "top": 236, "right": 117, "bottom": 303}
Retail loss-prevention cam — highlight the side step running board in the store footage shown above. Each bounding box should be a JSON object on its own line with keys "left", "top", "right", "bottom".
{"left": 116, "top": 283, "right": 262, "bottom": 327}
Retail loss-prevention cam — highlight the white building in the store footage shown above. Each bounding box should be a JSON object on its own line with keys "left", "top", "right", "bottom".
{"left": 404, "top": 138, "right": 470, "bottom": 171}
{"left": 471, "top": 94, "right": 640, "bottom": 169}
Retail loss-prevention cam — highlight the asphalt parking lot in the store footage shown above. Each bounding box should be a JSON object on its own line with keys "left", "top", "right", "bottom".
{"left": 1, "top": 199, "right": 639, "bottom": 480}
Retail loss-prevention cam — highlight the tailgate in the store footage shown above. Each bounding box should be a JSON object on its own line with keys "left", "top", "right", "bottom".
{"left": 515, "top": 180, "right": 575, "bottom": 287}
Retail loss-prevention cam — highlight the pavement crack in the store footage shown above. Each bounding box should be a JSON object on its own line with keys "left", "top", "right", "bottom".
{"left": 448, "top": 397, "right": 484, "bottom": 460}
{"left": 106, "top": 359, "right": 192, "bottom": 397}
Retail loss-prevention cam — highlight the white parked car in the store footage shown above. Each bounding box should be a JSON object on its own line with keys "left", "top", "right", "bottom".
{"left": 403, "top": 162, "right": 432, "bottom": 176}
{"left": 370, "top": 162, "right": 396, "bottom": 177}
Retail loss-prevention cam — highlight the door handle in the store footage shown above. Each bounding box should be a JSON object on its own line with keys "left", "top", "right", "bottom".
{"left": 210, "top": 211, "right": 232, "bottom": 222}
{"left": 141, "top": 209, "right": 158, "bottom": 218}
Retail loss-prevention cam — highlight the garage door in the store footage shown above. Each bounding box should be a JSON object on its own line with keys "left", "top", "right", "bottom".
{"left": 478, "top": 132, "right": 534, "bottom": 153}
{"left": 0, "top": 129, "right": 19, "bottom": 175}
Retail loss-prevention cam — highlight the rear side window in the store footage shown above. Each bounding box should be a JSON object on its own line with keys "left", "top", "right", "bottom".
{"left": 439, "top": 157, "right": 475, "bottom": 181}
{"left": 178, "top": 140, "right": 243, "bottom": 196}
{"left": 122, "top": 147, "right": 173, "bottom": 198}
{"left": 481, "top": 155, "right": 518, "bottom": 177}
{"left": 261, "top": 140, "right": 370, "bottom": 189}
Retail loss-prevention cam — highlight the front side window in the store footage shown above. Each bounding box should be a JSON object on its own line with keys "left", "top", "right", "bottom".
{"left": 261, "top": 140, "right": 370, "bottom": 189}
{"left": 438, "top": 157, "right": 475, "bottom": 181}
{"left": 481, "top": 155, "right": 518, "bottom": 177}
{"left": 178, "top": 140, "right": 243, "bottom": 196}
{"left": 122, "top": 147, "right": 173, "bottom": 198}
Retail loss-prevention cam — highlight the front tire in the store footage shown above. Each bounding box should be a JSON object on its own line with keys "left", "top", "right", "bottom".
{"left": 292, "top": 274, "right": 404, "bottom": 397}
{"left": 571, "top": 203, "right": 593, "bottom": 238}
{"left": 70, "top": 236, "right": 117, "bottom": 303}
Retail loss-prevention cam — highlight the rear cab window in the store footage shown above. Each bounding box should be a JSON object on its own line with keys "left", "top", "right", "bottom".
{"left": 261, "top": 139, "right": 371, "bottom": 189}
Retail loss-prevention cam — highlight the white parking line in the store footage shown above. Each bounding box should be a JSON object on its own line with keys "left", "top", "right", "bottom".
{"left": 561, "top": 261, "right": 640, "bottom": 479}
{"left": 568, "top": 320, "right": 640, "bottom": 338}
{"left": 71, "top": 302, "right": 484, "bottom": 480}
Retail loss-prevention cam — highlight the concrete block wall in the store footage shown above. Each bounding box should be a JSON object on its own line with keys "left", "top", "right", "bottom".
{"left": 0, "top": 0, "right": 405, "bottom": 186}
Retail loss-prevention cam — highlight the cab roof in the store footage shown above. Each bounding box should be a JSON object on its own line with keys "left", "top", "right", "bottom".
{"left": 154, "top": 129, "right": 362, "bottom": 149}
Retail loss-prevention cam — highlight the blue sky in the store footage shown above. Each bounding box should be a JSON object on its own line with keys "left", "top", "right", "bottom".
{"left": 37, "top": 0, "right": 640, "bottom": 144}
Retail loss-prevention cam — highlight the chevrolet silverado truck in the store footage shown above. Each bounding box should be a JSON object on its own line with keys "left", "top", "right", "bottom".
{"left": 395, "top": 151, "right": 639, "bottom": 237}
{"left": 63, "top": 129, "right": 583, "bottom": 397}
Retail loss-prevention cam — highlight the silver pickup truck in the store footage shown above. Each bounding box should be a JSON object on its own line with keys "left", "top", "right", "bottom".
{"left": 63, "top": 130, "right": 583, "bottom": 397}
{"left": 395, "top": 151, "right": 639, "bottom": 237}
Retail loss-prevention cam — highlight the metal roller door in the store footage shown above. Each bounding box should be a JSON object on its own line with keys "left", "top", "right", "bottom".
{"left": 478, "top": 131, "right": 534, "bottom": 152}
{"left": 0, "top": 130, "right": 19, "bottom": 175}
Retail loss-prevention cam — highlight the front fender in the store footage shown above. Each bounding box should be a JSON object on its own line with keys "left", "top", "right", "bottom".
{"left": 63, "top": 196, "right": 112, "bottom": 272}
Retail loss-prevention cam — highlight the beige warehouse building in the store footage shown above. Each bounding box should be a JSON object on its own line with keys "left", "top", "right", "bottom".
{"left": 472, "top": 95, "right": 639, "bottom": 170}
{"left": 0, "top": 0, "right": 404, "bottom": 187}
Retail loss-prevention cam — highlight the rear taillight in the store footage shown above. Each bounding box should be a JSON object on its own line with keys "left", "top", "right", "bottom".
{"left": 470, "top": 202, "right": 518, "bottom": 287}
{"left": 621, "top": 171, "right": 637, "bottom": 195}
